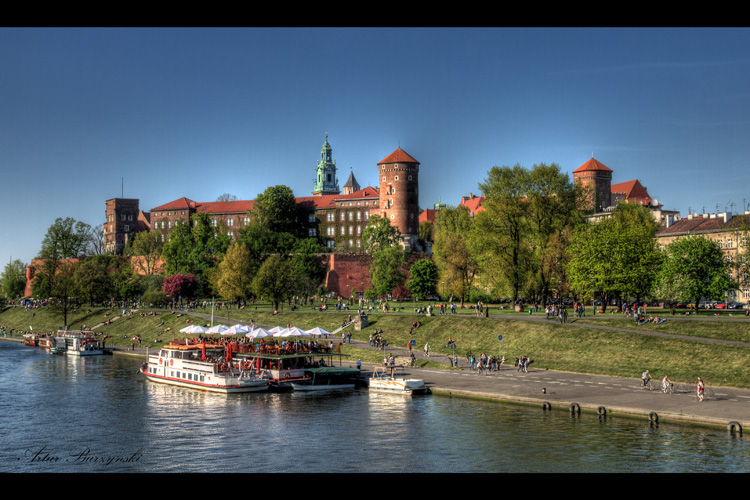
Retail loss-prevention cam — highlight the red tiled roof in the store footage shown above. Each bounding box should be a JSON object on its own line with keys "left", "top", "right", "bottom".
{"left": 459, "top": 194, "right": 485, "bottom": 215}
{"left": 297, "top": 186, "right": 381, "bottom": 210}
{"left": 151, "top": 197, "right": 198, "bottom": 212}
{"left": 196, "top": 200, "right": 255, "bottom": 214}
{"left": 573, "top": 158, "right": 612, "bottom": 173}
{"left": 611, "top": 179, "right": 652, "bottom": 205}
{"left": 419, "top": 209, "right": 438, "bottom": 224}
{"left": 657, "top": 213, "right": 750, "bottom": 236}
{"left": 378, "top": 147, "right": 419, "bottom": 165}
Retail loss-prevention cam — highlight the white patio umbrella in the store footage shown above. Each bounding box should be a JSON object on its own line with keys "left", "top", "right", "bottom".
{"left": 246, "top": 327, "right": 272, "bottom": 339}
{"left": 206, "top": 324, "right": 229, "bottom": 334}
{"left": 180, "top": 324, "right": 208, "bottom": 334}
{"left": 231, "top": 323, "right": 250, "bottom": 333}
{"left": 269, "top": 326, "right": 285, "bottom": 334}
{"left": 283, "top": 326, "right": 310, "bottom": 337}
{"left": 306, "top": 327, "right": 331, "bottom": 337}
{"left": 222, "top": 325, "right": 248, "bottom": 336}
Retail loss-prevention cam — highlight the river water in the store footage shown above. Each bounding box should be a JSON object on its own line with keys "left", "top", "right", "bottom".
{"left": 1, "top": 340, "right": 747, "bottom": 473}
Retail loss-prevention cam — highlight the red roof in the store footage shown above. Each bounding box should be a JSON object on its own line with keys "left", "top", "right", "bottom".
{"left": 378, "top": 147, "right": 419, "bottom": 165}
{"left": 459, "top": 194, "right": 485, "bottom": 215}
{"left": 611, "top": 179, "right": 652, "bottom": 205}
{"left": 573, "top": 158, "right": 612, "bottom": 173}
{"left": 151, "top": 197, "right": 198, "bottom": 212}
{"left": 419, "top": 209, "right": 438, "bottom": 224}
{"left": 297, "top": 186, "right": 381, "bottom": 210}
{"left": 196, "top": 200, "right": 255, "bottom": 214}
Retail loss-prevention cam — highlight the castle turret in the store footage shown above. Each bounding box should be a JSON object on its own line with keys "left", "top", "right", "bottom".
{"left": 573, "top": 158, "right": 612, "bottom": 211}
{"left": 378, "top": 147, "right": 420, "bottom": 248}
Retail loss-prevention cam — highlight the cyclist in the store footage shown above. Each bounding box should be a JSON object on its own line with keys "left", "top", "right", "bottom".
{"left": 662, "top": 375, "right": 672, "bottom": 393}
{"left": 641, "top": 370, "right": 651, "bottom": 388}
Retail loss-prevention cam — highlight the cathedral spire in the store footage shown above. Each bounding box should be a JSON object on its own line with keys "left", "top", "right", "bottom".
{"left": 312, "top": 135, "right": 340, "bottom": 196}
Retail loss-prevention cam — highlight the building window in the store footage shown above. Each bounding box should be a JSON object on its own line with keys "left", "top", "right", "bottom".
{"left": 348, "top": 226, "right": 353, "bottom": 235}
{"left": 340, "top": 212, "right": 345, "bottom": 221}
{"left": 227, "top": 231, "right": 234, "bottom": 238}
{"left": 327, "top": 213, "right": 335, "bottom": 222}
{"left": 340, "top": 227, "right": 345, "bottom": 236}
{"left": 244, "top": 217, "right": 250, "bottom": 226}
{"left": 212, "top": 219, "right": 218, "bottom": 227}
{"left": 227, "top": 218, "right": 234, "bottom": 227}
{"left": 308, "top": 228, "right": 317, "bottom": 237}
{"left": 168, "top": 221, "right": 172, "bottom": 229}
{"left": 124, "top": 225, "right": 129, "bottom": 232}
{"left": 365, "top": 210, "right": 370, "bottom": 220}
{"left": 327, "top": 227, "right": 335, "bottom": 236}
{"left": 349, "top": 211, "right": 353, "bottom": 221}
{"left": 357, "top": 211, "right": 361, "bottom": 220}
{"left": 308, "top": 213, "right": 316, "bottom": 223}
{"left": 327, "top": 240, "right": 335, "bottom": 249}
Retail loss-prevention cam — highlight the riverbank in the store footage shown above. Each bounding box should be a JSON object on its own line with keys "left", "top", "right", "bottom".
{"left": 3, "top": 333, "right": 746, "bottom": 435}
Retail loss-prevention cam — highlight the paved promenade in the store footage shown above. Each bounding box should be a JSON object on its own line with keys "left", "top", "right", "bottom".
{"left": 108, "top": 333, "right": 750, "bottom": 434}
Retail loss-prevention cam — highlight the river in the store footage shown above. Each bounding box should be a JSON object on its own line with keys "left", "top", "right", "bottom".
{"left": 0, "top": 340, "right": 747, "bottom": 473}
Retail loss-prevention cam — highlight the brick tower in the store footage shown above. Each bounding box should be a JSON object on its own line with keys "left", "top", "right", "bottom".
{"left": 377, "top": 147, "right": 420, "bottom": 248}
{"left": 572, "top": 158, "right": 612, "bottom": 211}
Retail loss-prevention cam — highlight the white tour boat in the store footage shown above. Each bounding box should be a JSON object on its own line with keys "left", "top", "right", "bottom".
{"left": 368, "top": 366, "right": 430, "bottom": 395}
{"left": 51, "top": 331, "right": 112, "bottom": 356}
{"left": 140, "top": 341, "right": 270, "bottom": 394}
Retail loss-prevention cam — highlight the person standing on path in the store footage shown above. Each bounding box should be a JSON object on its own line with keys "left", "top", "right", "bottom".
{"left": 697, "top": 377, "right": 705, "bottom": 401}
{"left": 424, "top": 342, "right": 430, "bottom": 357}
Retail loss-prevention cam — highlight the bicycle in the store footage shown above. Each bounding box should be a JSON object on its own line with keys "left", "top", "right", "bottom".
{"left": 662, "top": 382, "right": 675, "bottom": 394}
{"left": 641, "top": 379, "right": 656, "bottom": 391}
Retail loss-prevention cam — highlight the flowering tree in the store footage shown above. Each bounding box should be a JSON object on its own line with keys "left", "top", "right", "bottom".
{"left": 163, "top": 274, "right": 198, "bottom": 301}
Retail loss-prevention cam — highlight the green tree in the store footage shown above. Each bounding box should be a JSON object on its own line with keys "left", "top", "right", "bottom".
{"left": 72, "top": 255, "right": 116, "bottom": 304}
{"left": 252, "top": 255, "right": 298, "bottom": 311}
{"left": 370, "top": 245, "right": 408, "bottom": 297}
{"left": 406, "top": 258, "right": 438, "bottom": 300}
{"left": 127, "top": 229, "right": 164, "bottom": 275}
{"left": 248, "top": 185, "right": 304, "bottom": 235}
{"left": 432, "top": 205, "right": 477, "bottom": 306}
{"left": 473, "top": 165, "right": 532, "bottom": 304}
{"left": 39, "top": 217, "right": 93, "bottom": 260}
{"left": 362, "top": 214, "right": 402, "bottom": 253}
{"left": 213, "top": 242, "right": 257, "bottom": 303}
{"left": 655, "top": 236, "right": 736, "bottom": 311}
{"left": 161, "top": 212, "right": 231, "bottom": 295}
{"left": 1, "top": 259, "right": 28, "bottom": 301}
{"left": 567, "top": 203, "right": 662, "bottom": 310}
{"left": 524, "top": 163, "right": 581, "bottom": 304}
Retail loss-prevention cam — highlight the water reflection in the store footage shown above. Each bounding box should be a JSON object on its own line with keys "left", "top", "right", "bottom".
{"left": 1, "top": 341, "right": 747, "bottom": 473}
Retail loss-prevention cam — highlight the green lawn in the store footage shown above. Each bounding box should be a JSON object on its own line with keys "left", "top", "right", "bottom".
{"left": 3, "top": 304, "right": 749, "bottom": 389}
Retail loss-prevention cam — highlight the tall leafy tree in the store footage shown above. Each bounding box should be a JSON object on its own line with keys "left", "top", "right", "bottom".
{"left": 161, "top": 212, "right": 231, "bottom": 295}
{"left": 524, "top": 163, "right": 581, "bottom": 304}
{"left": 370, "top": 245, "right": 408, "bottom": 297}
{"left": 1, "top": 259, "right": 28, "bottom": 301}
{"left": 432, "top": 205, "right": 477, "bottom": 306}
{"left": 472, "top": 165, "right": 532, "bottom": 304}
{"left": 248, "top": 185, "right": 304, "bottom": 235}
{"left": 252, "top": 255, "right": 298, "bottom": 311}
{"left": 655, "top": 236, "right": 736, "bottom": 311}
{"left": 362, "top": 214, "right": 402, "bottom": 253}
{"left": 212, "top": 242, "right": 257, "bottom": 303}
{"left": 127, "top": 229, "right": 164, "bottom": 275}
{"left": 406, "top": 258, "right": 438, "bottom": 300}
{"left": 567, "top": 203, "right": 663, "bottom": 310}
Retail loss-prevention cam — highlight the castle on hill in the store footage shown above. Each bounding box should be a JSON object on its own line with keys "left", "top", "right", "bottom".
{"left": 103, "top": 136, "right": 422, "bottom": 255}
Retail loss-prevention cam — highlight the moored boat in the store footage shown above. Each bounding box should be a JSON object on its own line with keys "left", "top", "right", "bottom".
{"left": 368, "top": 366, "right": 430, "bottom": 395}
{"left": 140, "top": 341, "right": 270, "bottom": 394}
{"left": 233, "top": 345, "right": 360, "bottom": 392}
{"left": 51, "top": 331, "right": 112, "bottom": 356}
{"left": 23, "top": 333, "right": 39, "bottom": 347}
{"left": 289, "top": 366, "right": 361, "bottom": 392}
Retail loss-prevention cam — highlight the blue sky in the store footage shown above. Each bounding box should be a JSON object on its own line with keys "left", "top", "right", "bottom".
{"left": 2, "top": 27, "right": 750, "bottom": 269}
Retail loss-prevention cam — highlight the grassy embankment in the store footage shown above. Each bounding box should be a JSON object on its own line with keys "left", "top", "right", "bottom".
{"left": 2, "top": 304, "right": 749, "bottom": 389}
